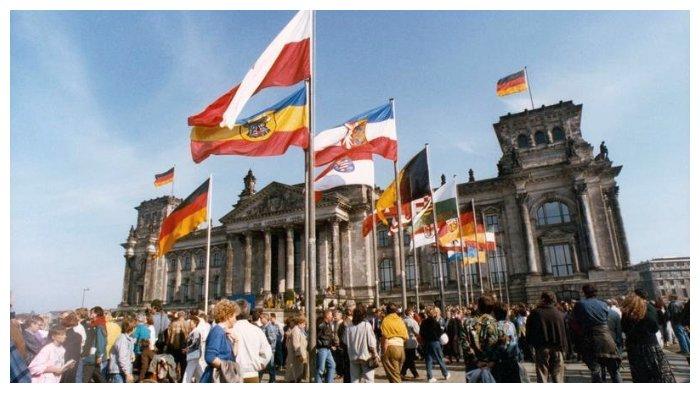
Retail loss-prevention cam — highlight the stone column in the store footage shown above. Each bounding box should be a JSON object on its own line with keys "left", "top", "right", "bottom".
{"left": 392, "top": 231, "right": 402, "bottom": 287}
{"left": 609, "top": 186, "right": 631, "bottom": 267}
{"left": 277, "top": 232, "right": 286, "bottom": 293}
{"left": 121, "top": 258, "right": 132, "bottom": 305}
{"left": 285, "top": 227, "right": 295, "bottom": 291}
{"left": 244, "top": 231, "right": 253, "bottom": 293}
{"left": 576, "top": 183, "right": 601, "bottom": 269}
{"left": 263, "top": 229, "right": 272, "bottom": 294}
{"left": 224, "top": 239, "right": 234, "bottom": 296}
{"left": 341, "top": 222, "right": 354, "bottom": 295}
{"left": 331, "top": 219, "right": 341, "bottom": 287}
{"left": 318, "top": 225, "right": 330, "bottom": 291}
{"left": 517, "top": 193, "right": 539, "bottom": 274}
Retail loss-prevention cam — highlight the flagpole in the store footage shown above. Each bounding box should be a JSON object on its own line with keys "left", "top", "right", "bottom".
{"left": 305, "top": 10, "right": 317, "bottom": 383}
{"left": 471, "top": 198, "right": 484, "bottom": 294}
{"left": 453, "top": 239, "right": 463, "bottom": 307}
{"left": 391, "top": 98, "right": 408, "bottom": 310}
{"left": 480, "top": 210, "right": 495, "bottom": 297}
{"left": 370, "top": 188, "right": 380, "bottom": 307}
{"left": 425, "top": 143, "right": 446, "bottom": 312}
{"left": 524, "top": 66, "right": 535, "bottom": 110}
{"left": 409, "top": 202, "right": 420, "bottom": 308}
{"left": 204, "top": 174, "right": 212, "bottom": 315}
{"left": 498, "top": 233, "right": 511, "bottom": 304}
{"left": 453, "top": 175, "right": 469, "bottom": 306}
{"left": 171, "top": 164, "right": 175, "bottom": 197}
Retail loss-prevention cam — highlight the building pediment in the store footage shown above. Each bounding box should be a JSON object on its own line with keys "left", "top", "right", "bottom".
{"left": 219, "top": 181, "right": 348, "bottom": 224}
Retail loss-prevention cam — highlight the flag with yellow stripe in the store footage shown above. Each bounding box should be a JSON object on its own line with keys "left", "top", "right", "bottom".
{"left": 157, "top": 178, "right": 210, "bottom": 257}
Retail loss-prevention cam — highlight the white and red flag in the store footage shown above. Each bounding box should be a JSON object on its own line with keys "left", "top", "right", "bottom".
{"left": 188, "top": 10, "right": 311, "bottom": 128}
{"left": 314, "top": 152, "right": 375, "bottom": 192}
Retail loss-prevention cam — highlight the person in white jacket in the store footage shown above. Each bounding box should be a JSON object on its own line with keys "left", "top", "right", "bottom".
{"left": 232, "top": 300, "right": 272, "bottom": 382}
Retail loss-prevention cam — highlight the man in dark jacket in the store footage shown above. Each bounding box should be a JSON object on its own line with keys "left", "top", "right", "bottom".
{"left": 572, "top": 284, "right": 621, "bottom": 383}
{"left": 81, "top": 306, "right": 107, "bottom": 382}
{"left": 667, "top": 295, "right": 690, "bottom": 355}
{"left": 315, "top": 310, "right": 339, "bottom": 382}
{"left": 526, "top": 291, "right": 568, "bottom": 383}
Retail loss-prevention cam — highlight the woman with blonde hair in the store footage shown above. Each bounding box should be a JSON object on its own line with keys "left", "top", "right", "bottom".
{"left": 621, "top": 291, "right": 675, "bottom": 382}
{"left": 200, "top": 299, "right": 240, "bottom": 383}
{"left": 285, "top": 314, "right": 308, "bottom": 382}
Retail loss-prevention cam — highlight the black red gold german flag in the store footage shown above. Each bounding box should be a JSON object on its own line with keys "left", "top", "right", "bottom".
{"left": 157, "top": 179, "right": 209, "bottom": 257}
{"left": 496, "top": 70, "right": 528, "bottom": 97}
{"left": 154, "top": 167, "right": 175, "bottom": 187}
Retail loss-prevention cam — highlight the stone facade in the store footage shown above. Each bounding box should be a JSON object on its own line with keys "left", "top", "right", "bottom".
{"left": 120, "top": 101, "right": 637, "bottom": 308}
{"left": 629, "top": 257, "right": 690, "bottom": 300}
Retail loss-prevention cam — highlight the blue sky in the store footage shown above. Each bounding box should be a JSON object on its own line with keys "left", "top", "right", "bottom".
{"left": 10, "top": 11, "right": 689, "bottom": 312}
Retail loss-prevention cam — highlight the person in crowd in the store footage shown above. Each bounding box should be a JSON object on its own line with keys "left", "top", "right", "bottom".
{"left": 514, "top": 305, "right": 532, "bottom": 362}
{"left": 285, "top": 315, "right": 308, "bottom": 383}
{"left": 331, "top": 310, "right": 346, "bottom": 381}
{"left": 492, "top": 302, "right": 521, "bottom": 382}
{"left": 28, "top": 327, "right": 73, "bottom": 383}
{"left": 152, "top": 302, "right": 170, "bottom": 348}
{"left": 400, "top": 307, "right": 420, "bottom": 380}
{"left": 460, "top": 295, "right": 499, "bottom": 382}
{"left": 11, "top": 336, "right": 32, "bottom": 383}
{"left": 138, "top": 339, "right": 155, "bottom": 382}
{"left": 526, "top": 291, "right": 568, "bottom": 383}
{"left": 315, "top": 309, "right": 339, "bottom": 382}
{"left": 167, "top": 311, "right": 191, "bottom": 381}
{"left": 200, "top": 299, "right": 239, "bottom": 383}
{"left": 259, "top": 313, "right": 280, "bottom": 382}
{"left": 80, "top": 306, "right": 107, "bottom": 382}
{"left": 146, "top": 315, "right": 157, "bottom": 351}
{"left": 59, "top": 312, "right": 83, "bottom": 383}
{"left": 132, "top": 314, "right": 151, "bottom": 377}
{"left": 108, "top": 316, "right": 136, "bottom": 383}
{"left": 270, "top": 313, "right": 284, "bottom": 374}
{"left": 73, "top": 308, "right": 89, "bottom": 383}
{"left": 344, "top": 304, "right": 378, "bottom": 383}
{"left": 103, "top": 310, "right": 121, "bottom": 378}
{"left": 621, "top": 291, "right": 676, "bottom": 382}
{"left": 572, "top": 284, "right": 621, "bottom": 383}
{"left": 654, "top": 297, "right": 671, "bottom": 347}
{"left": 667, "top": 294, "right": 690, "bottom": 355}
{"left": 232, "top": 299, "right": 272, "bottom": 383}
{"left": 183, "top": 314, "right": 204, "bottom": 383}
{"left": 22, "top": 315, "right": 45, "bottom": 365}
{"left": 445, "top": 307, "right": 462, "bottom": 364}
{"left": 420, "top": 306, "right": 450, "bottom": 382}
{"left": 337, "top": 308, "right": 353, "bottom": 383}
{"left": 380, "top": 302, "right": 408, "bottom": 383}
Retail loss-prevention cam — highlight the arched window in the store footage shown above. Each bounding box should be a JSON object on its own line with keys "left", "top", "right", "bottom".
{"left": 212, "top": 249, "right": 224, "bottom": 267}
{"left": 536, "top": 201, "right": 572, "bottom": 226}
{"left": 405, "top": 257, "right": 416, "bottom": 289}
{"left": 517, "top": 134, "right": 531, "bottom": 148}
{"left": 182, "top": 253, "right": 191, "bottom": 270}
{"left": 379, "top": 259, "right": 394, "bottom": 290}
{"left": 552, "top": 127, "right": 565, "bottom": 141}
{"left": 181, "top": 278, "right": 190, "bottom": 302}
{"left": 534, "top": 130, "right": 549, "bottom": 145}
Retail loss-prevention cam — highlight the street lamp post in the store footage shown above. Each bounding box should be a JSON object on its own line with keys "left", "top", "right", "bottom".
{"left": 81, "top": 287, "right": 90, "bottom": 308}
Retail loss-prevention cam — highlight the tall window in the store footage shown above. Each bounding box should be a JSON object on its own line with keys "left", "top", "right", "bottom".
{"left": 487, "top": 246, "right": 506, "bottom": 284}
{"left": 181, "top": 278, "right": 190, "bottom": 301}
{"left": 466, "top": 263, "right": 480, "bottom": 287}
{"left": 210, "top": 275, "right": 220, "bottom": 298}
{"left": 485, "top": 214, "right": 500, "bottom": 232}
{"left": 536, "top": 201, "right": 571, "bottom": 226}
{"left": 197, "top": 277, "right": 205, "bottom": 300}
{"left": 543, "top": 244, "right": 574, "bottom": 277}
{"left": 167, "top": 279, "right": 175, "bottom": 303}
{"left": 552, "top": 127, "right": 565, "bottom": 141}
{"left": 535, "top": 130, "right": 549, "bottom": 145}
{"left": 167, "top": 256, "right": 177, "bottom": 271}
{"left": 196, "top": 251, "right": 205, "bottom": 269}
{"left": 182, "top": 254, "right": 191, "bottom": 270}
{"left": 431, "top": 253, "right": 449, "bottom": 287}
{"left": 379, "top": 259, "right": 394, "bottom": 290}
{"left": 212, "top": 250, "right": 224, "bottom": 267}
{"left": 377, "top": 229, "right": 390, "bottom": 247}
{"left": 406, "top": 257, "right": 416, "bottom": 289}
{"left": 517, "top": 134, "right": 531, "bottom": 148}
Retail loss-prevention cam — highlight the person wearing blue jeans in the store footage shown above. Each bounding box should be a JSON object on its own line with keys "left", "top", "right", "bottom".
{"left": 667, "top": 296, "right": 690, "bottom": 354}
{"left": 424, "top": 340, "right": 449, "bottom": 381}
{"left": 420, "top": 308, "right": 450, "bottom": 382}
{"left": 315, "top": 310, "right": 338, "bottom": 383}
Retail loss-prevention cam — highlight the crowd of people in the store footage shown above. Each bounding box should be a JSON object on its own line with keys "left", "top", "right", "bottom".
{"left": 9, "top": 285, "right": 689, "bottom": 383}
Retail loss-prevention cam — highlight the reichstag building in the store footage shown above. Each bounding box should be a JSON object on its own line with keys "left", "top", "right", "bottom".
{"left": 120, "top": 101, "right": 636, "bottom": 308}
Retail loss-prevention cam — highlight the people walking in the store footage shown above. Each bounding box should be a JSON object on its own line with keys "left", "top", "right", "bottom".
{"left": 621, "top": 291, "right": 676, "bottom": 382}
{"left": 526, "top": 291, "right": 568, "bottom": 383}
{"left": 420, "top": 306, "right": 450, "bottom": 382}
{"left": 59, "top": 312, "right": 83, "bottom": 383}
{"left": 379, "top": 303, "right": 408, "bottom": 383}
{"left": 285, "top": 315, "right": 308, "bottom": 383}
{"left": 231, "top": 300, "right": 272, "bottom": 383}
{"left": 667, "top": 295, "right": 690, "bottom": 355}
{"left": 259, "top": 312, "right": 280, "bottom": 382}
{"left": 108, "top": 317, "right": 136, "bottom": 383}
{"left": 315, "top": 309, "right": 339, "bottom": 382}
{"left": 344, "top": 304, "right": 379, "bottom": 383}
{"left": 200, "top": 299, "right": 239, "bottom": 383}
{"left": 572, "top": 284, "right": 621, "bottom": 383}
{"left": 182, "top": 314, "right": 205, "bottom": 383}
{"left": 28, "top": 327, "right": 73, "bottom": 383}
{"left": 400, "top": 307, "right": 420, "bottom": 380}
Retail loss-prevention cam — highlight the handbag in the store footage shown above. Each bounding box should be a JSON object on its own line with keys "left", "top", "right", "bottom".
{"left": 440, "top": 333, "right": 449, "bottom": 345}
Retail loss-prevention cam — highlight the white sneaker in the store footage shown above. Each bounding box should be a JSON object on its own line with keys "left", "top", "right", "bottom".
{"left": 428, "top": 377, "right": 437, "bottom": 383}
{"left": 444, "top": 373, "right": 451, "bottom": 380}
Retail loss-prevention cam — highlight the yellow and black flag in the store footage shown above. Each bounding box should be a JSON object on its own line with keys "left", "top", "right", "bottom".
{"left": 154, "top": 167, "right": 175, "bottom": 187}
{"left": 157, "top": 178, "right": 210, "bottom": 257}
{"left": 375, "top": 147, "right": 431, "bottom": 224}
